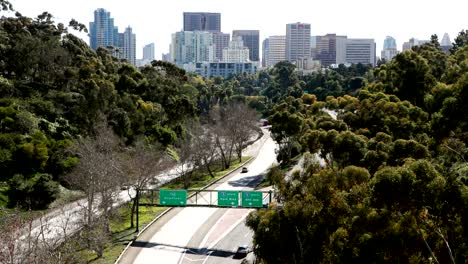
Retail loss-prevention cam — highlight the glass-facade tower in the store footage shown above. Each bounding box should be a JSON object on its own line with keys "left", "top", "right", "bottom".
{"left": 89, "top": 8, "right": 119, "bottom": 50}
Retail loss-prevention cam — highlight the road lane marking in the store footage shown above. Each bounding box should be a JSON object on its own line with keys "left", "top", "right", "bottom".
{"left": 198, "top": 209, "right": 230, "bottom": 248}
{"left": 207, "top": 209, "right": 252, "bottom": 249}
{"left": 201, "top": 251, "right": 214, "bottom": 264}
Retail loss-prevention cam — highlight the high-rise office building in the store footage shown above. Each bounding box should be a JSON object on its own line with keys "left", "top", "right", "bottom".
{"left": 264, "top": 35, "right": 286, "bottom": 67}
{"left": 232, "top": 30, "right": 260, "bottom": 61}
{"left": 170, "top": 31, "right": 215, "bottom": 65}
{"left": 262, "top": 38, "right": 269, "bottom": 67}
{"left": 162, "top": 53, "right": 171, "bottom": 62}
{"left": 143, "top": 43, "right": 155, "bottom": 61}
{"left": 222, "top": 36, "right": 250, "bottom": 62}
{"left": 89, "top": 8, "right": 119, "bottom": 50}
{"left": 441, "top": 33, "right": 451, "bottom": 53}
{"left": 383, "top": 36, "right": 397, "bottom": 50}
{"left": 183, "top": 12, "right": 221, "bottom": 32}
{"left": 381, "top": 36, "right": 398, "bottom": 62}
{"left": 90, "top": 9, "right": 137, "bottom": 65}
{"left": 122, "top": 27, "right": 136, "bottom": 65}
{"left": 346, "top": 38, "right": 376, "bottom": 66}
{"left": 212, "top": 32, "right": 230, "bottom": 61}
{"left": 310, "top": 36, "right": 317, "bottom": 58}
{"left": 286, "top": 23, "right": 311, "bottom": 62}
{"left": 402, "top": 38, "right": 429, "bottom": 51}
{"left": 315, "top": 34, "right": 347, "bottom": 66}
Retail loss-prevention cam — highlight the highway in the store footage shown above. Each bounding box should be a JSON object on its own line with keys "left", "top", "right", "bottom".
{"left": 119, "top": 128, "right": 277, "bottom": 263}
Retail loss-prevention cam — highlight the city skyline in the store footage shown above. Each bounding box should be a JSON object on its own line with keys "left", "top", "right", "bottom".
{"left": 11, "top": 0, "right": 467, "bottom": 60}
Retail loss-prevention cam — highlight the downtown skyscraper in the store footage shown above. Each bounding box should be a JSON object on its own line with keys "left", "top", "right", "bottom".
{"left": 89, "top": 8, "right": 119, "bottom": 50}
{"left": 89, "top": 8, "right": 137, "bottom": 65}
{"left": 381, "top": 36, "right": 398, "bottom": 62}
{"left": 232, "top": 30, "right": 260, "bottom": 61}
{"left": 122, "top": 27, "right": 136, "bottom": 65}
{"left": 183, "top": 12, "right": 221, "bottom": 32}
{"left": 286, "top": 22, "right": 311, "bottom": 62}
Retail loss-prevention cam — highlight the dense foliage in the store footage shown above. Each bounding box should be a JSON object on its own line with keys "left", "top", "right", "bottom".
{"left": 247, "top": 32, "right": 468, "bottom": 263}
{"left": 0, "top": 4, "right": 260, "bottom": 210}
{"left": 2, "top": 2, "right": 467, "bottom": 262}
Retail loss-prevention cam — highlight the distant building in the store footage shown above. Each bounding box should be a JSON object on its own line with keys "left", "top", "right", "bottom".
{"left": 402, "top": 38, "right": 429, "bottom": 51}
{"left": 212, "top": 32, "right": 230, "bottom": 61}
{"left": 222, "top": 36, "right": 250, "bottom": 62}
{"left": 170, "top": 31, "right": 215, "bottom": 66}
{"left": 294, "top": 57, "right": 321, "bottom": 75}
{"left": 192, "top": 61, "right": 259, "bottom": 78}
{"left": 315, "top": 34, "right": 347, "bottom": 66}
{"left": 346, "top": 38, "right": 376, "bottom": 66}
{"left": 310, "top": 36, "right": 317, "bottom": 58}
{"left": 381, "top": 36, "right": 398, "bottom": 62}
{"left": 264, "top": 35, "right": 286, "bottom": 67}
{"left": 232, "top": 30, "right": 260, "bottom": 61}
{"left": 122, "top": 27, "right": 136, "bottom": 65}
{"left": 262, "top": 38, "right": 269, "bottom": 67}
{"left": 136, "top": 43, "right": 155, "bottom": 67}
{"left": 143, "top": 43, "right": 155, "bottom": 61}
{"left": 286, "top": 22, "right": 311, "bottom": 62}
{"left": 162, "top": 53, "right": 171, "bottom": 62}
{"left": 89, "top": 9, "right": 137, "bottom": 65}
{"left": 183, "top": 12, "right": 221, "bottom": 32}
{"left": 89, "top": 8, "right": 119, "bottom": 50}
{"left": 441, "top": 33, "right": 451, "bottom": 53}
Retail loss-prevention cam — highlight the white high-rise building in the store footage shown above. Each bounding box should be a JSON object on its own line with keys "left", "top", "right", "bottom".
{"left": 222, "top": 36, "right": 250, "bottom": 62}
{"left": 381, "top": 36, "right": 398, "bottom": 62}
{"left": 265, "top": 35, "right": 286, "bottom": 67}
{"left": 170, "top": 31, "right": 215, "bottom": 65}
{"left": 402, "top": 38, "right": 430, "bottom": 51}
{"left": 346, "top": 38, "right": 376, "bottom": 66}
{"left": 335, "top": 36, "right": 347, "bottom": 65}
{"left": 122, "top": 26, "right": 136, "bottom": 65}
{"left": 143, "top": 43, "right": 155, "bottom": 61}
{"left": 441, "top": 33, "right": 451, "bottom": 53}
{"left": 286, "top": 22, "right": 311, "bottom": 62}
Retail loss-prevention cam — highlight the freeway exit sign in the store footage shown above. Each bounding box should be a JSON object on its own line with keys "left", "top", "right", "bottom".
{"left": 160, "top": 189, "right": 187, "bottom": 206}
{"left": 218, "top": 191, "right": 239, "bottom": 207}
{"left": 241, "top": 191, "right": 263, "bottom": 208}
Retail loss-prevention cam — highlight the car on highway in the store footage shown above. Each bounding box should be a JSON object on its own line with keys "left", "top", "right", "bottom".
{"left": 234, "top": 245, "right": 249, "bottom": 259}
{"left": 241, "top": 167, "right": 248, "bottom": 173}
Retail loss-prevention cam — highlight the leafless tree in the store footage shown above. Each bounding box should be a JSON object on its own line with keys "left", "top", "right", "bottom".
{"left": 174, "top": 134, "right": 198, "bottom": 189}
{"left": 121, "top": 139, "right": 173, "bottom": 228}
{"left": 65, "top": 123, "right": 125, "bottom": 256}
{"left": 230, "top": 103, "right": 258, "bottom": 162}
{"left": 211, "top": 103, "right": 258, "bottom": 168}
{"left": 190, "top": 122, "right": 219, "bottom": 178}
{"left": 0, "top": 208, "right": 77, "bottom": 264}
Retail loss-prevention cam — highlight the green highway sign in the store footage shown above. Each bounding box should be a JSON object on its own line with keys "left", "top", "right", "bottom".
{"left": 160, "top": 189, "right": 187, "bottom": 206}
{"left": 241, "top": 191, "right": 263, "bottom": 208}
{"left": 218, "top": 191, "right": 239, "bottom": 207}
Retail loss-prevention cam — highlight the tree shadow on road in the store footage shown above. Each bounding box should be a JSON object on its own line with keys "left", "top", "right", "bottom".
{"left": 228, "top": 174, "right": 264, "bottom": 188}
{"left": 131, "top": 241, "right": 236, "bottom": 258}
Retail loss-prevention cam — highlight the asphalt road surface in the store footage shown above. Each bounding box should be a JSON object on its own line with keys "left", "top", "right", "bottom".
{"left": 119, "top": 128, "right": 277, "bottom": 263}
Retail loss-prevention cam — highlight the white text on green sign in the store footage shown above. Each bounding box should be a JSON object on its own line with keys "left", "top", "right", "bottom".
{"left": 241, "top": 191, "right": 263, "bottom": 208}
{"left": 160, "top": 190, "right": 187, "bottom": 206}
{"left": 218, "top": 191, "right": 239, "bottom": 207}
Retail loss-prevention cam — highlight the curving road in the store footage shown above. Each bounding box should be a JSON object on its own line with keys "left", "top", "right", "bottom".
{"left": 119, "top": 128, "right": 277, "bottom": 263}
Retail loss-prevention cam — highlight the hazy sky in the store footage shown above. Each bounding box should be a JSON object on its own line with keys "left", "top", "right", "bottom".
{"left": 10, "top": 0, "right": 468, "bottom": 60}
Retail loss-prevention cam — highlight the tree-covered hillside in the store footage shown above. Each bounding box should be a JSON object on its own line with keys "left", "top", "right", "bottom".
{"left": 0, "top": 2, "right": 259, "bottom": 211}
{"left": 247, "top": 32, "right": 468, "bottom": 263}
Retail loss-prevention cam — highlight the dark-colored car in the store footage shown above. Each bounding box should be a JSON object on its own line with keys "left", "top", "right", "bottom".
{"left": 241, "top": 167, "right": 248, "bottom": 173}
{"left": 234, "top": 245, "right": 249, "bottom": 259}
